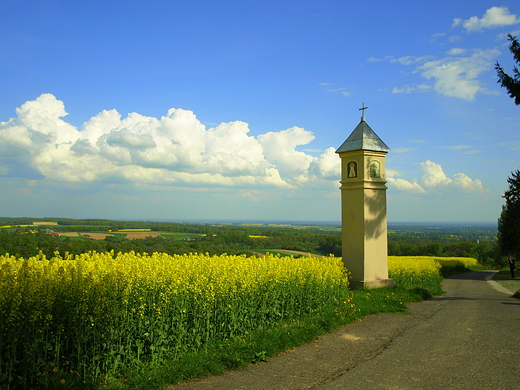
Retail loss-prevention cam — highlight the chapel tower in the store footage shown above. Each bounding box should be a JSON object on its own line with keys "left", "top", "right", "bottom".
{"left": 335, "top": 104, "right": 394, "bottom": 289}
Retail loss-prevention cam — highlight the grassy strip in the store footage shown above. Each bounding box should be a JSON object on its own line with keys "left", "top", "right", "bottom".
{"left": 492, "top": 268, "right": 520, "bottom": 297}
{"left": 100, "top": 287, "right": 425, "bottom": 390}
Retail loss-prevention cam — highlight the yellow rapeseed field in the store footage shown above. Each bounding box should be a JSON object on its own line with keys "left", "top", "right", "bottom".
{"left": 0, "top": 251, "right": 350, "bottom": 387}
{"left": 388, "top": 256, "right": 478, "bottom": 292}
{"left": 389, "top": 256, "right": 478, "bottom": 273}
{"left": 0, "top": 251, "right": 477, "bottom": 388}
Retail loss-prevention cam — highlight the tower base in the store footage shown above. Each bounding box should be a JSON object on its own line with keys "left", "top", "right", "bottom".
{"left": 349, "top": 278, "right": 394, "bottom": 290}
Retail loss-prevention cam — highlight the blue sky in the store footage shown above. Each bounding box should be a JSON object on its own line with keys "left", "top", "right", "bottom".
{"left": 1, "top": 1, "right": 519, "bottom": 223}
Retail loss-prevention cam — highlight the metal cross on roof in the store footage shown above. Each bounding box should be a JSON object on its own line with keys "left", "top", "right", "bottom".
{"left": 359, "top": 103, "right": 368, "bottom": 121}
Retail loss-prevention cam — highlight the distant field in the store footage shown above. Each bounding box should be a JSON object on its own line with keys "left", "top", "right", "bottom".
{"left": 0, "top": 223, "right": 205, "bottom": 241}
{"left": 58, "top": 231, "right": 203, "bottom": 240}
{"left": 59, "top": 232, "right": 84, "bottom": 238}
{"left": 60, "top": 232, "right": 114, "bottom": 240}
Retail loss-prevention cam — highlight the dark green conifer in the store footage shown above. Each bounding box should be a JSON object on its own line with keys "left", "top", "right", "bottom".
{"left": 498, "top": 169, "right": 520, "bottom": 259}
{"left": 495, "top": 34, "right": 520, "bottom": 105}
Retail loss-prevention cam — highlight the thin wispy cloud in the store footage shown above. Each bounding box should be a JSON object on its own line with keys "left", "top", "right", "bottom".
{"left": 418, "top": 48, "right": 501, "bottom": 100}
{"left": 392, "top": 84, "right": 431, "bottom": 94}
{"left": 445, "top": 48, "right": 467, "bottom": 56}
{"left": 439, "top": 145, "right": 481, "bottom": 154}
{"left": 391, "top": 147, "right": 418, "bottom": 153}
{"left": 375, "top": 48, "right": 502, "bottom": 100}
{"left": 430, "top": 32, "right": 446, "bottom": 42}
{"left": 440, "top": 145, "right": 472, "bottom": 150}
{"left": 499, "top": 140, "right": 520, "bottom": 151}
{"left": 320, "top": 83, "right": 350, "bottom": 96}
{"left": 370, "top": 6, "right": 516, "bottom": 101}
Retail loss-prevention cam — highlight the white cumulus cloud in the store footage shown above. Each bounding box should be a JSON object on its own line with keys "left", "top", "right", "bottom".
{"left": 420, "top": 160, "right": 487, "bottom": 192}
{"left": 388, "top": 177, "right": 426, "bottom": 193}
{"left": 386, "top": 169, "right": 426, "bottom": 193}
{"left": 421, "top": 160, "right": 453, "bottom": 188}
{"left": 1, "top": 95, "right": 490, "bottom": 199}
{"left": 257, "top": 126, "right": 315, "bottom": 176}
{"left": 310, "top": 147, "right": 340, "bottom": 180}
{"left": 0, "top": 94, "right": 341, "bottom": 191}
{"left": 453, "top": 6, "right": 520, "bottom": 32}
{"left": 452, "top": 172, "right": 486, "bottom": 192}
{"left": 387, "top": 161, "right": 487, "bottom": 194}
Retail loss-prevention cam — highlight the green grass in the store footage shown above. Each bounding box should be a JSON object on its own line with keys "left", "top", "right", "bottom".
{"left": 492, "top": 268, "right": 520, "bottom": 296}
{"left": 492, "top": 268, "right": 516, "bottom": 280}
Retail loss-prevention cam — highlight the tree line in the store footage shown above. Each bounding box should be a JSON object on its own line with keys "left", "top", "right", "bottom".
{"left": 0, "top": 223, "right": 503, "bottom": 268}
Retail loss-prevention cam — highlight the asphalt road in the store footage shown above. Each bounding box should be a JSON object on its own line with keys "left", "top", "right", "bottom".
{"left": 316, "top": 271, "right": 520, "bottom": 390}
{"left": 174, "top": 271, "right": 520, "bottom": 390}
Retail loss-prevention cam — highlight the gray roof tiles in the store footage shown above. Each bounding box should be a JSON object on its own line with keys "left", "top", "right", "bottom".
{"left": 335, "top": 119, "right": 390, "bottom": 153}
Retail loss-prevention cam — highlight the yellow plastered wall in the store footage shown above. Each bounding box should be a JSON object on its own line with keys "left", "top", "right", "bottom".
{"left": 338, "top": 150, "right": 390, "bottom": 284}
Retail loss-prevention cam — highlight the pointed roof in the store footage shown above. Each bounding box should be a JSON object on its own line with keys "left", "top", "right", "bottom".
{"left": 335, "top": 118, "right": 390, "bottom": 153}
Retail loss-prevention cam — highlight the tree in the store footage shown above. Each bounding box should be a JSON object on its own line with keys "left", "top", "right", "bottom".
{"left": 495, "top": 34, "right": 520, "bottom": 105}
{"left": 497, "top": 170, "right": 520, "bottom": 259}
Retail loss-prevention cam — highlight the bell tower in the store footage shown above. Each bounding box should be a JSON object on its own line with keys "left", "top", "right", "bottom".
{"left": 335, "top": 104, "right": 394, "bottom": 289}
